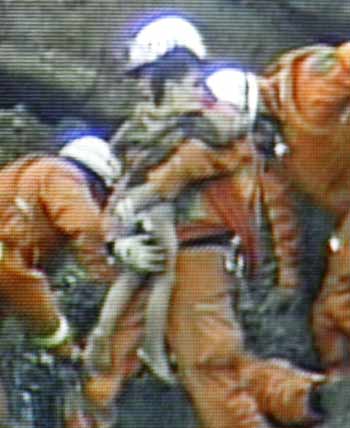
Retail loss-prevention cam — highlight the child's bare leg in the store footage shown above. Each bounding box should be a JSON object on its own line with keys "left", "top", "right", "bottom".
{"left": 139, "top": 203, "right": 178, "bottom": 384}
{"left": 84, "top": 271, "right": 140, "bottom": 373}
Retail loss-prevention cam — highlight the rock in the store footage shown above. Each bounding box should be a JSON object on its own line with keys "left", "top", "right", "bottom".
{"left": 1, "top": 0, "right": 349, "bottom": 126}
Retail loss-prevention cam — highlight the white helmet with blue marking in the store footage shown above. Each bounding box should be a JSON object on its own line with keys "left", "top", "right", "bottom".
{"left": 60, "top": 136, "right": 121, "bottom": 187}
{"left": 206, "top": 67, "right": 259, "bottom": 127}
{"left": 127, "top": 15, "right": 207, "bottom": 71}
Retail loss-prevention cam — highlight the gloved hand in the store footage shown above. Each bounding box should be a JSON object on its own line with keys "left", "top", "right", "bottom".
{"left": 113, "top": 197, "right": 137, "bottom": 229}
{"left": 30, "top": 315, "right": 81, "bottom": 362}
{"left": 113, "top": 234, "right": 165, "bottom": 274}
{"left": 113, "top": 184, "right": 160, "bottom": 229}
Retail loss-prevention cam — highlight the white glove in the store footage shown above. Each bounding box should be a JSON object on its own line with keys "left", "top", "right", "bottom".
{"left": 114, "top": 197, "right": 137, "bottom": 228}
{"left": 113, "top": 234, "right": 165, "bottom": 273}
{"left": 113, "top": 184, "right": 160, "bottom": 228}
{"left": 113, "top": 201, "right": 157, "bottom": 235}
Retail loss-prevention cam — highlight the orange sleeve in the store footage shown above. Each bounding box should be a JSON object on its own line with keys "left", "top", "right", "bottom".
{"left": 39, "top": 161, "right": 117, "bottom": 283}
{"left": 261, "top": 169, "right": 301, "bottom": 291}
{"left": 146, "top": 138, "right": 252, "bottom": 199}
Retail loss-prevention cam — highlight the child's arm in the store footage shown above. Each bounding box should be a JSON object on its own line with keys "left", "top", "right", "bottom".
{"left": 112, "top": 137, "right": 253, "bottom": 228}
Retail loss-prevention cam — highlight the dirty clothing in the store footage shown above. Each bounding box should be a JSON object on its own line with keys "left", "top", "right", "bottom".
{"left": 86, "top": 94, "right": 264, "bottom": 386}
{"left": 88, "top": 93, "right": 265, "bottom": 386}
{"left": 0, "top": 155, "right": 117, "bottom": 339}
{"left": 85, "top": 129, "right": 324, "bottom": 427}
{"left": 261, "top": 42, "right": 350, "bottom": 369}
{"left": 85, "top": 248, "right": 324, "bottom": 428}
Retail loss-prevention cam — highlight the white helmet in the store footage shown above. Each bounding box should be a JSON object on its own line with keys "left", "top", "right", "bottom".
{"left": 127, "top": 15, "right": 207, "bottom": 71}
{"left": 206, "top": 68, "right": 259, "bottom": 127}
{"left": 59, "top": 136, "right": 121, "bottom": 187}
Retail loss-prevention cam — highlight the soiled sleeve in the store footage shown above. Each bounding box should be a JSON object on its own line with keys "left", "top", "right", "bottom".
{"left": 146, "top": 138, "right": 252, "bottom": 199}
{"left": 39, "top": 161, "right": 117, "bottom": 283}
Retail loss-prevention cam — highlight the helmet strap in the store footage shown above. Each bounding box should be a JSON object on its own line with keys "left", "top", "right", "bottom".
{"left": 63, "top": 157, "right": 110, "bottom": 205}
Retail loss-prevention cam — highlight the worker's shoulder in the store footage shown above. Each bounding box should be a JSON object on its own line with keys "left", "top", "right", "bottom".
{"left": 27, "top": 155, "right": 86, "bottom": 184}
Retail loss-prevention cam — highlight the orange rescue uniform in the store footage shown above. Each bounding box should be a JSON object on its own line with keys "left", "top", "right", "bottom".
{"left": 0, "top": 155, "right": 117, "bottom": 339}
{"left": 261, "top": 42, "right": 350, "bottom": 371}
{"left": 85, "top": 134, "right": 324, "bottom": 428}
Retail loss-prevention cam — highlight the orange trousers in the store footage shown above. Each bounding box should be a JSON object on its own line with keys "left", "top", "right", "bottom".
{"left": 312, "top": 213, "right": 350, "bottom": 370}
{"left": 85, "top": 248, "right": 324, "bottom": 428}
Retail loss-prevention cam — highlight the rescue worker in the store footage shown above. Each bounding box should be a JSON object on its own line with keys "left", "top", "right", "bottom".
{"left": 0, "top": 135, "right": 165, "bottom": 427}
{"left": 257, "top": 41, "right": 350, "bottom": 377}
{"left": 82, "top": 15, "right": 326, "bottom": 428}
{"left": 194, "top": 42, "right": 350, "bottom": 378}
{"left": 86, "top": 16, "right": 210, "bottom": 386}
